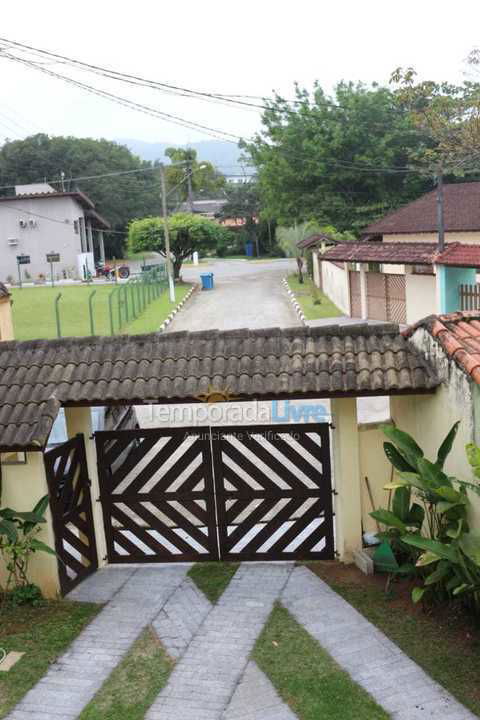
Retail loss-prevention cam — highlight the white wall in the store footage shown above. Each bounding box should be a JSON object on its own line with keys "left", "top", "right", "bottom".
{"left": 321, "top": 261, "right": 350, "bottom": 314}
{"left": 0, "top": 196, "right": 85, "bottom": 282}
{"left": 405, "top": 273, "right": 438, "bottom": 324}
{"left": 385, "top": 231, "right": 480, "bottom": 245}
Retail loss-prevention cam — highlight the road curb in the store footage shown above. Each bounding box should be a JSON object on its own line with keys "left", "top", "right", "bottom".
{"left": 159, "top": 283, "right": 197, "bottom": 332}
{"left": 282, "top": 276, "right": 306, "bottom": 326}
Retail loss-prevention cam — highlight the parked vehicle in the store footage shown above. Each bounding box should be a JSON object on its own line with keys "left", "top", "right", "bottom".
{"left": 95, "top": 262, "right": 130, "bottom": 280}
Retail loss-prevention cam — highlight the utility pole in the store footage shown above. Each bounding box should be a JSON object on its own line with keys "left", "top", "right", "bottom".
{"left": 160, "top": 164, "right": 176, "bottom": 303}
{"left": 436, "top": 167, "right": 445, "bottom": 252}
{"left": 186, "top": 156, "right": 194, "bottom": 213}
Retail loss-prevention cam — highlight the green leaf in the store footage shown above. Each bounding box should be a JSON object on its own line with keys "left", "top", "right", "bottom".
{"left": 370, "top": 509, "right": 407, "bottom": 531}
{"left": 452, "top": 583, "right": 470, "bottom": 596}
{"left": 29, "top": 538, "right": 56, "bottom": 556}
{"left": 437, "top": 501, "right": 463, "bottom": 515}
{"left": 459, "top": 532, "right": 480, "bottom": 565}
{"left": 0, "top": 517, "right": 18, "bottom": 542}
{"left": 425, "top": 561, "right": 450, "bottom": 585}
{"left": 407, "top": 502, "right": 425, "bottom": 528}
{"left": 412, "top": 587, "right": 426, "bottom": 603}
{"left": 417, "top": 458, "right": 450, "bottom": 491}
{"left": 435, "top": 486, "right": 464, "bottom": 503}
{"left": 32, "top": 495, "right": 50, "bottom": 518}
{"left": 382, "top": 426, "right": 423, "bottom": 469}
{"left": 392, "top": 486, "right": 411, "bottom": 523}
{"left": 436, "top": 421, "right": 460, "bottom": 468}
{"left": 466, "top": 443, "right": 480, "bottom": 470}
{"left": 383, "top": 442, "right": 416, "bottom": 473}
{"left": 416, "top": 551, "right": 439, "bottom": 567}
{"left": 402, "top": 535, "right": 459, "bottom": 563}
{"left": 398, "top": 472, "right": 428, "bottom": 492}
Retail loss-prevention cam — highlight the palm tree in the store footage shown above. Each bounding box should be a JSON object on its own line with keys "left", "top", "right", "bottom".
{"left": 277, "top": 221, "right": 319, "bottom": 283}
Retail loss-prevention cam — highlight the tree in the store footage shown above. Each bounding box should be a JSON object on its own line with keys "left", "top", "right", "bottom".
{"left": 164, "top": 147, "right": 226, "bottom": 206}
{"left": 128, "top": 212, "right": 229, "bottom": 278}
{"left": 277, "top": 221, "right": 320, "bottom": 283}
{"left": 219, "top": 182, "right": 261, "bottom": 255}
{"left": 0, "top": 134, "right": 159, "bottom": 257}
{"left": 244, "top": 82, "right": 432, "bottom": 235}
{"left": 390, "top": 67, "right": 480, "bottom": 248}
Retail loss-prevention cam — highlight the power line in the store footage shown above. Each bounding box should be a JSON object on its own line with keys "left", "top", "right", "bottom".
{"left": 1, "top": 51, "right": 243, "bottom": 144}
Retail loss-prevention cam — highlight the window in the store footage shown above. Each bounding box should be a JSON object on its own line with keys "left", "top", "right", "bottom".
{"left": 74, "top": 219, "right": 79, "bottom": 234}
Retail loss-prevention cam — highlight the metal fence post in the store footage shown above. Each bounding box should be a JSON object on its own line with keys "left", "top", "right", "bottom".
{"left": 108, "top": 286, "right": 118, "bottom": 335}
{"left": 54, "top": 293, "right": 62, "bottom": 338}
{"left": 88, "top": 289, "right": 97, "bottom": 336}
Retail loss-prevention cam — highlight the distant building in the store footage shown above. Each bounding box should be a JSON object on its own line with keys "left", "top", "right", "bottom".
{"left": 0, "top": 183, "right": 110, "bottom": 283}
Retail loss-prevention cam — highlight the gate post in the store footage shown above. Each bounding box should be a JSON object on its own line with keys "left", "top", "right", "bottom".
{"left": 65, "top": 407, "right": 107, "bottom": 568}
{"left": 330, "top": 397, "right": 363, "bottom": 562}
{"left": 359, "top": 264, "right": 368, "bottom": 320}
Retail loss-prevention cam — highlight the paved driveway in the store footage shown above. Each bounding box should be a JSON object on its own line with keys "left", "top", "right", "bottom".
{"left": 170, "top": 258, "right": 297, "bottom": 331}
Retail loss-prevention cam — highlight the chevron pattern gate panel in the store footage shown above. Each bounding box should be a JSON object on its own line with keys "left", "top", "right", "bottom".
{"left": 96, "top": 427, "right": 218, "bottom": 563}
{"left": 212, "top": 424, "right": 334, "bottom": 561}
{"left": 44, "top": 434, "right": 98, "bottom": 595}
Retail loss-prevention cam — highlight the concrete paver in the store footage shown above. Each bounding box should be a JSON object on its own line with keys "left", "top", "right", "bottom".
{"left": 6, "top": 567, "right": 187, "bottom": 720}
{"left": 281, "top": 566, "right": 476, "bottom": 720}
{"left": 222, "top": 661, "right": 297, "bottom": 720}
{"left": 146, "top": 563, "right": 293, "bottom": 720}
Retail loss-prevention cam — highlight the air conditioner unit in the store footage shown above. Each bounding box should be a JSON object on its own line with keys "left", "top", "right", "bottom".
{"left": 19, "top": 219, "right": 27, "bottom": 228}
{"left": 8, "top": 237, "right": 19, "bottom": 246}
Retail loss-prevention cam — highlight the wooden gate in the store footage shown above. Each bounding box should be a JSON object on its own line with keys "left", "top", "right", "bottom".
{"left": 212, "top": 424, "right": 334, "bottom": 561}
{"left": 366, "top": 272, "right": 406, "bottom": 324}
{"left": 96, "top": 424, "right": 335, "bottom": 563}
{"left": 349, "top": 270, "right": 361, "bottom": 317}
{"left": 96, "top": 427, "right": 218, "bottom": 563}
{"left": 44, "top": 434, "right": 98, "bottom": 595}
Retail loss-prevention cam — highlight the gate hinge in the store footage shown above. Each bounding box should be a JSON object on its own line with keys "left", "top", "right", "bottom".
{"left": 334, "top": 550, "right": 340, "bottom": 558}
{"left": 87, "top": 478, "right": 92, "bottom": 487}
{"left": 329, "top": 422, "right": 336, "bottom": 430}
{"left": 331, "top": 489, "right": 338, "bottom": 496}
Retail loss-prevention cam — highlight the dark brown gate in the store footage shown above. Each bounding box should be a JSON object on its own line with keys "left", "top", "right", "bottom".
{"left": 212, "top": 424, "right": 334, "bottom": 561}
{"left": 96, "top": 427, "right": 218, "bottom": 563}
{"left": 44, "top": 434, "right": 98, "bottom": 595}
{"left": 96, "top": 424, "right": 334, "bottom": 563}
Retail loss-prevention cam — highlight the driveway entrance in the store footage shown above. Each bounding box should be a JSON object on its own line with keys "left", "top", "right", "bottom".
{"left": 95, "top": 423, "right": 334, "bottom": 564}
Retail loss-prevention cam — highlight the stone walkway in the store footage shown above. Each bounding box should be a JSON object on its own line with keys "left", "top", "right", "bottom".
{"left": 7, "top": 564, "right": 477, "bottom": 720}
{"left": 282, "top": 566, "right": 476, "bottom": 720}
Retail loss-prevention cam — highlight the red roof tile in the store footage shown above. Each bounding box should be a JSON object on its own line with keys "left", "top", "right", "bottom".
{"left": 362, "top": 182, "right": 480, "bottom": 236}
{"left": 321, "top": 241, "right": 480, "bottom": 268}
{"left": 404, "top": 311, "right": 480, "bottom": 385}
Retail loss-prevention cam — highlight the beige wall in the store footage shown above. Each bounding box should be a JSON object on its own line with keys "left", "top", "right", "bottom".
{"left": 385, "top": 231, "right": 480, "bottom": 245}
{"left": 0, "top": 296, "right": 14, "bottom": 340}
{"left": 405, "top": 273, "right": 438, "bottom": 324}
{"left": 321, "top": 261, "right": 350, "bottom": 314}
{"left": 358, "top": 422, "right": 394, "bottom": 533}
{"left": 0, "top": 453, "right": 60, "bottom": 597}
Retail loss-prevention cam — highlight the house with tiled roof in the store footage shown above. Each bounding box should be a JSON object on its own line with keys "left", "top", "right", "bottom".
{"left": 316, "top": 183, "right": 480, "bottom": 325}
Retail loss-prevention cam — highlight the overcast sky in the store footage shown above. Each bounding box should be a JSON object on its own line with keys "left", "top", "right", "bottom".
{"left": 1, "top": 1, "right": 479, "bottom": 149}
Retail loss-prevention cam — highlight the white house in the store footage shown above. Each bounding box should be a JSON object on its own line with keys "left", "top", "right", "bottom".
{"left": 0, "top": 183, "right": 110, "bottom": 283}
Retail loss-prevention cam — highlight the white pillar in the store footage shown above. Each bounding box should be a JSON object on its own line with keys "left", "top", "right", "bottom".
{"left": 359, "top": 263, "right": 368, "bottom": 320}
{"left": 344, "top": 262, "right": 352, "bottom": 316}
{"left": 98, "top": 230, "right": 106, "bottom": 264}
{"left": 330, "top": 397, "right": 363, "bottom": 561}
{"left": 65, "top": 406, "right": 107, "bottom": 568}
{"left": 312, "top": 250, "right": 321, "bottom": 288}
{"left": 86, "top": 221, "right": 94, "bottom": 253}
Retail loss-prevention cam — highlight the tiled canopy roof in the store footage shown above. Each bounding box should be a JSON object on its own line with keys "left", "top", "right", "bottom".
{"left": 0, "top": 283, "right": 10, "bottom": 300}
{"left": 362, "top": 182, "right": 480, "bottom": 236}
{"left": 0, "top": 326, "right": 438, "bottom": 451}
{"left": 321, "top": 242, "right": 480, "bottom": 267}
{"left": 404, "top": 312, "right": 480, "bottom": 385}
{"left": 297, "top": 233, "right": 336, "bottom": 250}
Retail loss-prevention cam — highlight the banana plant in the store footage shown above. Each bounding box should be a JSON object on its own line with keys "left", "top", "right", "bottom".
{"left": 0, "top": 495, "right": 56, "bottom": 591}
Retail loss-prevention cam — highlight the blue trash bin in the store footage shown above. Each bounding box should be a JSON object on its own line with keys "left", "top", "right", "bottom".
{"left": 200, "top": 272, "right": 214, "bottom": 290}
{"left": 245, "top": 242, "right": 254, "bottom": 257}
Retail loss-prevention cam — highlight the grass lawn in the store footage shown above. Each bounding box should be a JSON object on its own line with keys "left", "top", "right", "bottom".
{"left": 307, "top": 561, "right": 480, "bottom": 717}
{"left": 253, "top": 603, "right": 388, "bottom": 720}
{"left": 188, "top": 562, "right": 239, "bottom": 604}
{"left": 287, "top": 273, "right": 342, "bottom": 320}
{"left": 11, "top": 282, "right": 192, "bottom": 341}
{"left": 0, "top": 600, "right": 99, "bottom": 719}
{"left": 79, "top": 627, "right": 173, "bottom": 720}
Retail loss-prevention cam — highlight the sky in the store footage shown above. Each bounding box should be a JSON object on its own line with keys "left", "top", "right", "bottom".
{"left": 0, "top": 0, "right": 479, "bottom": 149}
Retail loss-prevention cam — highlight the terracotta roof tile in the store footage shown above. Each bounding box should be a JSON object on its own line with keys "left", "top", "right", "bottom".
{"left": 404, "top": 311, "right": 480, "bottom": 385}
{"left": 0, "top": 326, "right": 438, "bottom": 451}
{"left": 321, "top": 241, "right": 480, "bottom": 268}
{"left": 362, "top": 182, "right": 480, "bottom": 235}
